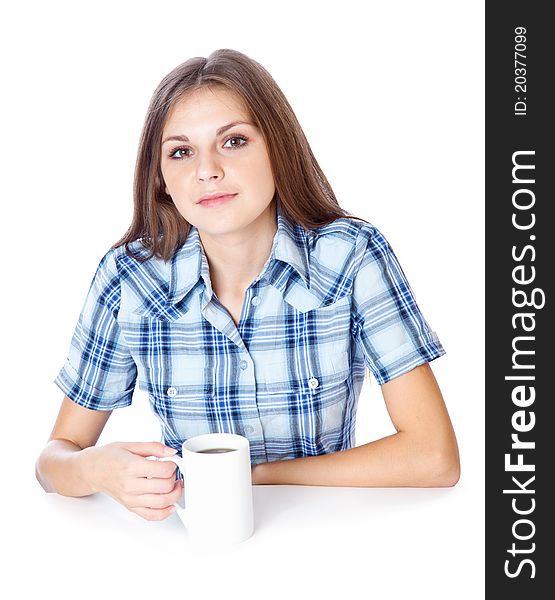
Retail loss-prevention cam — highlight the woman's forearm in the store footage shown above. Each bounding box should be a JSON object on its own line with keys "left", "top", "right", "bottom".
{"left": 251, "top": 431, "right": 460, "bottom": 488}
{"left": 35, "top": 439, "right": 97, "bottom": 497}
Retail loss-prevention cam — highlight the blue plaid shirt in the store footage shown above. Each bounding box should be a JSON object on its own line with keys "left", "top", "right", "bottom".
{"left": 54, "top": 201, "right": 445, "bottom": 467}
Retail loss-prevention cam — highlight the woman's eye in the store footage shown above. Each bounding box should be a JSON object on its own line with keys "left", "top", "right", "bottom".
{"left": 223, "top": 135, "right": 248, "bottom": 149}
{"left": 170, "top": 147, "right": 191, "bottom": 159}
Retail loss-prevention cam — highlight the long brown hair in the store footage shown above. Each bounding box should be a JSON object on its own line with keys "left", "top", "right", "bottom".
{"left": 113, "top": 48, "right": 368, "bottom": 262}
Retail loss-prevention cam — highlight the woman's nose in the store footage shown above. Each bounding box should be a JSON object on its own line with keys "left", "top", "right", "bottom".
{"left": 196, "top": 152, "right": 224, "bottom": 182}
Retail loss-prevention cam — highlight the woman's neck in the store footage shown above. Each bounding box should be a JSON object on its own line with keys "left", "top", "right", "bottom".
{"left": 199, "top": 204, "right": 277, "bottom": 297}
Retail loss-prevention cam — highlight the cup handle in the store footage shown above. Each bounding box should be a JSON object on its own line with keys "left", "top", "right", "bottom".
{"left": 157, "top": 456, "right": 189, "bottom": 527}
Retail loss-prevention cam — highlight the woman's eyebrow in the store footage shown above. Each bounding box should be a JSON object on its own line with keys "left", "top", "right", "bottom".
{"left": 162, "top": 120, "right": 254, "bottom": 145}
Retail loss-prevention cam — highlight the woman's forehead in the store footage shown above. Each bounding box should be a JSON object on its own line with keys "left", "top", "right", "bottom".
{"left": 167, "top": 86, "right": 249, "bottom": 124}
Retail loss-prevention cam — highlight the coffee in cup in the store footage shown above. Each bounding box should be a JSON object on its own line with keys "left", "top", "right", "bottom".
{"left": 196, "top": 448, "right": 236, "bottom": 454}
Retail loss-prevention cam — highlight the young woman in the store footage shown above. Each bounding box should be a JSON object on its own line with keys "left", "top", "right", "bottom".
{"left": 36, "top": 49, "right": 460, "bottom": 522}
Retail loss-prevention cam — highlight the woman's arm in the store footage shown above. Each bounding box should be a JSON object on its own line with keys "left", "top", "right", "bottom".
{"left": 35, "top": 395, "right": 183, "bottom": 520}
{"left": 35, "top": 395, "right": 113, "bottom": 496}
{"left": 251, "top": 363, "right": 460, "bottom": 487}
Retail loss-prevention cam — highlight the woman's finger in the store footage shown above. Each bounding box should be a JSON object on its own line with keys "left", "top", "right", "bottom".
{"left": 131, "top": 505, "right": 176, "bottom": 522}
{"left": 118, "top": 441, "right": 177, "bottom": 458}
{"left": 130, "top": 455, "right": 177, "bottom": 479}
{"left": 127, "top": 475, "right": 177, "bottom": 495}
{"left": 131, "top": 480, "right": 183, "bottom": 509}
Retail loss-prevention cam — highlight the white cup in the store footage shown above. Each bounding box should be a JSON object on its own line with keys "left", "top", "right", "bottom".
{"left": 158, "top": 433, "right": 254, "bottom": 545}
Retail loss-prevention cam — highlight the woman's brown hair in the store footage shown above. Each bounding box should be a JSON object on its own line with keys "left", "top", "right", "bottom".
{"left": 113, "top": 48, "right": 368, "bottom": 262}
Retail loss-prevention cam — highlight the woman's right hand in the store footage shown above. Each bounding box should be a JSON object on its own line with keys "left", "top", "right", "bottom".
{"left": 81, "top": 441, "right": 184, "bottom": 521}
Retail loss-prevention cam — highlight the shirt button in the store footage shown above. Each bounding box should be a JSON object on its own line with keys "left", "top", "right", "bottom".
{"left": 251, "top": 296, "right": 260, "bottom": 306}
{"left": 308, "top": 377, "right": 319, "bottom": 389}
{"left": 244, "top": 425, "right": 255, "bottom": 434}
{"left": 166, "top": 387, "right": 177, "bottom": 397}
{"left": 239, "top": 360, "right": 248, "bottom": 370}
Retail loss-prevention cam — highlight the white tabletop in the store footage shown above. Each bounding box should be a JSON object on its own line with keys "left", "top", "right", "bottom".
{"left": 8, "top": 480, "right": 483, "bottom": 599}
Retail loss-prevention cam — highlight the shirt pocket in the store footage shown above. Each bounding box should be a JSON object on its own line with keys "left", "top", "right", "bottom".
{"left": 258, "top": 350, "right": 350, "bottom": 396}
{"left": 257, "top": 351, "right": 350, "bottom": 420}
{"left": 139, "top": 367, "right": 215, "bottom": 441}
{"left": 257, "top": 349, "right": 352, "bottom": 450}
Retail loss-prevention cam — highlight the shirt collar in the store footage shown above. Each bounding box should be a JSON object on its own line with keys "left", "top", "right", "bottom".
{"left": 168, "top": 199, "right": 312, "bottom": 306}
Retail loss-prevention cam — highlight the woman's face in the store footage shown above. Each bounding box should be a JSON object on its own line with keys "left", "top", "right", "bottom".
{"left": 160, "top": 86, "right": 276, "bottom": 240}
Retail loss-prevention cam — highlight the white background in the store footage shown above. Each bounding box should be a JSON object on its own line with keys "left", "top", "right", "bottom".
{"left": 2, "top": 0, "right": 484, "bottom": 597}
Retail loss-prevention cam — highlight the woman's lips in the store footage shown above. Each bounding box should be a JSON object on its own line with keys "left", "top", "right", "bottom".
{"left": 198, "top": 193, "right": 237, "bottom": 207}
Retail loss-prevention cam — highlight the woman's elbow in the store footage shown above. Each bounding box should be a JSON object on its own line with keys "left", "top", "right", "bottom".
{"left": 429, "top": 445, "right": 461, "bottom": 487}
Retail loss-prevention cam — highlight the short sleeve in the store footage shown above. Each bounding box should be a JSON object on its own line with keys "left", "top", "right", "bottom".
{"left": 54, "top": 248, "right": 138, "bottom": 410}
{"left": 352, "top": 225, "right": 445, "bottom": 385}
